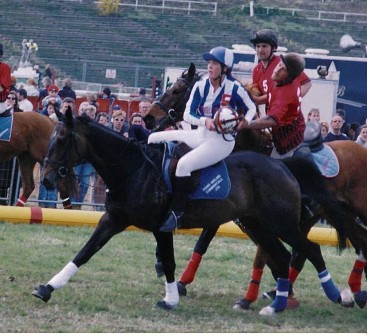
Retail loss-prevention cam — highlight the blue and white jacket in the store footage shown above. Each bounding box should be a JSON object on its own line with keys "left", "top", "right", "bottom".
{"left": 183, "top": 74, "right": 256, "bottom": 127}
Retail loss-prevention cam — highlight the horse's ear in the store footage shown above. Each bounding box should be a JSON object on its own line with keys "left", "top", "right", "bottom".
{"left": 64, "top": 106, "right": 74, "bottom": 127}
{"left": 188, "top": 63, "right": 196, "bottom": 80}
{"left": 55, "top": 109, "right": 64, "bottom": 122}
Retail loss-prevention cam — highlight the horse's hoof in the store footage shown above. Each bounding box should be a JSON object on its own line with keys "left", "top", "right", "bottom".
{"left": 155, "top": 262, "right": 164, "bottom": 278}
{"left": 156, "top": 300, "right": 175, "bottom": 310}
{"left": 340, "top": 288, "right": 354, "bottom": 308}
{"left": 287, "top": 296, "right": 300, "bottom": 309}
{"left": 232, "top": 298, "right": 252, "bottom": 310}
{"left": 261, "top": 289, "right": 276, "bottom": 300}
{"left": 354, "top": 290, "right": 367, "bottom": 308}
{"left": 32, "top": 284, "right": 53, "bottom": 302}
{"left": 259, "top": 305, "right": 276, "bottom": 316}
{"left": 177, "top": 281, "right": 187, "bottom": 296}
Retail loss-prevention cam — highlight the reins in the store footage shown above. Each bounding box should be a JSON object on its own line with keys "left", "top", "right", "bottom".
{"left": 151, "top": 76, "right": 199, "bottom": 130}
{"left": 44, "top": 123, "right": 82, "bottom": 179}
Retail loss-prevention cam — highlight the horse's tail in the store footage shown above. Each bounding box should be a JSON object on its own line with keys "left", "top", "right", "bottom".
{"left": 283, "top": 156, "right": 349, "bottom": 251}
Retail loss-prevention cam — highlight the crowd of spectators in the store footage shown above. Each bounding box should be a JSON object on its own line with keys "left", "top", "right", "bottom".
{"left": 4, "top": 54, "right": 367, "bottom": 211}
{"left": 1, "top": 55, "right": 155, "bottom": 209}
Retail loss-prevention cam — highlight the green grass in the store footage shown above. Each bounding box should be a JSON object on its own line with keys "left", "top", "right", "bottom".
{"left": 0, "top": 221, "right": 366, "bottom": 333}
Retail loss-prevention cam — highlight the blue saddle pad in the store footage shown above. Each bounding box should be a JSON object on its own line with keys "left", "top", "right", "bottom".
{"left": 190, "top": 160, "right": 231, "bottom": 200}
{"left": 310, "top": 144, "right": 339, "bottom": 178}
{"left": 0, "top": 115, "right": 13, "bottom": 141}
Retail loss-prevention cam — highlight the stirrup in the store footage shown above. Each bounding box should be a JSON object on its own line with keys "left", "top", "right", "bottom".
{"left": 160, "top": 211, "right": 182, "bottom": 232}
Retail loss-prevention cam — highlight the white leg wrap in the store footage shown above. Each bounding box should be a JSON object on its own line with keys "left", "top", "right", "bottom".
{"left": 259, "top": 306, "right": 276, "bottom": 316}
{"left": 163, "top": 281, "right": 179, "bottom": 306}
{"left": 48, "top": 261, "right": 78, "bottom": 289}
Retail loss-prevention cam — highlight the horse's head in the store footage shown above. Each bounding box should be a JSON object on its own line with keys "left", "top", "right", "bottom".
{"left": 144, "top": 63, "right": 201, "bottom": 131}
{"left": 41, "top": 107, "right": 82, "bottom": 196}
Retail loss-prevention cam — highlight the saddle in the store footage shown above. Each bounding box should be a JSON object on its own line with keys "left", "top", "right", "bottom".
{"left": 161, "top": 142, "right": 231, "bottom": 200}
{"left": 0, "top": 113, "right": 13, "bottom": 141}
{"left": 295, "top": 121, "right": 339, "bottom": 178}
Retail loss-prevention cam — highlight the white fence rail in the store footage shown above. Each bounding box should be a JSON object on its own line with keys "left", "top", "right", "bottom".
{"left": 262, "top": 6, "right": 367, "bottom": 23}
{"left": 94, "top": 0, "right": 217, "bottom": 15}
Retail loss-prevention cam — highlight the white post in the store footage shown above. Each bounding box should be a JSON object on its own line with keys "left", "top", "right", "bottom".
{"left": 250, "top": 0, "right": 254, "bottom": 17}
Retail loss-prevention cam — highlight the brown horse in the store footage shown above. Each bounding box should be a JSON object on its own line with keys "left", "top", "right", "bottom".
{"left": 143, "top": 64, "right": 367, "bottom": 309}
{"left": 0, "top": 112, "right": 74, "bottom": 208}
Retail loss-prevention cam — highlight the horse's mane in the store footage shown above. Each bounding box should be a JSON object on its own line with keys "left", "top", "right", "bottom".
{"left": 77, "top": 113, "right": 129, "bottom": 147}
{"left": 76, "top": 114, "right": 166, "bottom": 197}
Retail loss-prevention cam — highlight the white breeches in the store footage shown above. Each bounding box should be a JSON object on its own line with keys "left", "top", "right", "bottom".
{"left": 148, "top": 127, "right": 235, "bottom": 177}
{"left": 0, "top": 102, "right": 8, "bottom": 114}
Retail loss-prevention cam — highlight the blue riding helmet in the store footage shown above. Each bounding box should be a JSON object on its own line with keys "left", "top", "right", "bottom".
{"left": 203, "top": 46, "right": 234, "bottom": 71}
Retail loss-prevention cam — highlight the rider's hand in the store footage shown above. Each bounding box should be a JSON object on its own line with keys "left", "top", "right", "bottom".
{"left": 205, "top": 118, "right": 216, "bottom": 131}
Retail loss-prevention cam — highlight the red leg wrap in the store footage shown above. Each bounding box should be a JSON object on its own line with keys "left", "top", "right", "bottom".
{"left": 244, "top": 268, "right": 263, "bottom": 302}
{"left": 348, "top": 259, "right": 366, "bottom": 293}
{"left": 16, "top": 194, "right": 28, "bottom": 207}
{"left": 288, "top": 267, "right": 300, "bottom": 284}
{"left": 180, "top": 252, "right": 202, "bottom": 285}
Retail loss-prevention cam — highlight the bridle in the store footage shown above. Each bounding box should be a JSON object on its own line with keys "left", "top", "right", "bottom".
{"left": 150, "top": 76, "right": 198, "bottom": 131}
{"left": 44, "top": 122, "right": 83, "bottom": 179}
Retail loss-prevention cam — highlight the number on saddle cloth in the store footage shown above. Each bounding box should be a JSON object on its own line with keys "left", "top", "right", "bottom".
{"left": 0, "top": 114, "right": 13, "bottom": 141}
{"left": 161, "top": 142, "right": 231, "bottom": 200}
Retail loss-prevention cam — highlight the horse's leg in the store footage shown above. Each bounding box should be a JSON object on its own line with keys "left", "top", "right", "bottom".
{"left": 242, "top": 226, "right": 292, "bottom": 315}
{"left": 32, "top": 213, "right": 125, "bottom": 302}
{"left": 154, "top": 245, "right": 165, "bottom": 278}
{"left": 153, "top": 230, "right": 179, "bottom": 310}
{"left": 349, "top": 251, "right": 367, "bottom": 308}
{"left": 233, "top": 219, "right": 291, "bottom": 310}
{"left": 177, "top": 225, "right": 219, "bottom": 295}
{"left": 326, "top": 208, "right": 367, "bottom": 308}
{"left": 233, "top": 245, "right": 267, "bottom": 310}
{"left": 281, "top": 230, "right": 354, "bottom": 308}
{"left": 15, "top": 154, "right": 36, "bottom": 206}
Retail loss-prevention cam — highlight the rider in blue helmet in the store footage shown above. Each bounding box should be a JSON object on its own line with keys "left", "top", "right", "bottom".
{"left": 148, "top": 46, "right": 256, "bottom": 232}
{"left": 203, "top": 46, "right": 234, "bottom": 86}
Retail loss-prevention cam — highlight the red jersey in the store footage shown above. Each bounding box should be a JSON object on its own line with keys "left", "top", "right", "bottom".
{"left": 267, "top": 80, "right": 306, "bottom": 154}
{"left": 0, "top": 61, "right": 11, "bottom": 103}
{"left": 252, "top": 55, "right": 310, "bottom": 97}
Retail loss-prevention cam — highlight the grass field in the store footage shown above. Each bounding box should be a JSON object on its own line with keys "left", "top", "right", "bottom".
{"left": 0, "top": 221, "right": 366, "bottom": 333}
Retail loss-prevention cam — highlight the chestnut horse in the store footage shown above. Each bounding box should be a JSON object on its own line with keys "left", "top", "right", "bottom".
{"left": 0, "top": 112, "right": 74, "bottom": 208}
{"left": 143, "top": 63, "right": 367, "bottom": 309}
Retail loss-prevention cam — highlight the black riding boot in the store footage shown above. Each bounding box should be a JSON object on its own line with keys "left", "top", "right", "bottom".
{"left": 160, "top": 176, "right": 195, "bottom": 232}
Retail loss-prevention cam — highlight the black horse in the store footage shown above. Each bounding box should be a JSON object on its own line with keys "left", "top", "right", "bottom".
{"left": 32, "top": 107, "right": 354, "bottom": 314}
{"left": 143, "top": 63, "right": 367, "bottom": 309}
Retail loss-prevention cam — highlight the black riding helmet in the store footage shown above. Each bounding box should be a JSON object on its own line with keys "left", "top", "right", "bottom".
{"left": 250, "top": 29, "right": 278, "bottom": 50}
{"left": 280, "top": 53, "right": 305, "bottom": 81}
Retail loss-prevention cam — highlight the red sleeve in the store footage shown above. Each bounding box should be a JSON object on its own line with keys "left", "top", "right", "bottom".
{"left": 297, "top": 71, "right": 310, "bottom": 86}
{"left": 0, "top": 62, "right": 11, "bottom": 90}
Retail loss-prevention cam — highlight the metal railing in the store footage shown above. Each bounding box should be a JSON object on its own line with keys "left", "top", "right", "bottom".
{"left": 262, "top": 6, "right": 367, "bottom": 23}
{"left": 94, "top": 0, "right": 217, "bottom": 15}
{"left": 0, "top": 160, "right": 106, "bottom": 211}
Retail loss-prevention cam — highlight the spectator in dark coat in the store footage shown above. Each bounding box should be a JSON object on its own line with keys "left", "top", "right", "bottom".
{"left": 58, "top": 78, "right": 76, "bottom": 100}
